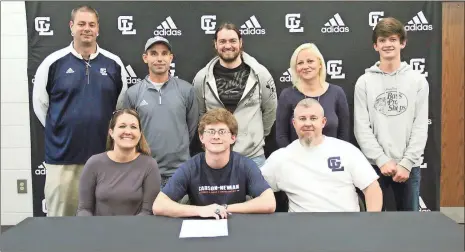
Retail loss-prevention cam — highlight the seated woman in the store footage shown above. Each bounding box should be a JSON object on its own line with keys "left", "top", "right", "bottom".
{"left": 276, "top": 43, "right": 350, "bottom": 148}
{"left": 77, "top": 109, "right": 161, "bottom": 216}
{"left": 152, "top": 108, "right": 276, "bottom": 219}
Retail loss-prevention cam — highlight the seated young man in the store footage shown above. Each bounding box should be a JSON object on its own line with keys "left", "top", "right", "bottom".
{"left": 153, "top": 108, "right": 276, "bottom": 219}
{"left": 261, "top": 98, "right": 383, "bottom": 212}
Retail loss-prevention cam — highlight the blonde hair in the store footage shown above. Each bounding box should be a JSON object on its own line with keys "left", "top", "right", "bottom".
{"left": 289, "top": 43, "right": 327, "bottom": 92}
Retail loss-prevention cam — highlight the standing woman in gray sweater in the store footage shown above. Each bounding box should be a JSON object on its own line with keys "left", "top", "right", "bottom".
{"left": 77, "top": 109, "right": 161, "bottom": 216}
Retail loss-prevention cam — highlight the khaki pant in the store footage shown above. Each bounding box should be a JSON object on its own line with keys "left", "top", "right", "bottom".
{"left": 44, "top": 164, "right": 84, "bottom": 216}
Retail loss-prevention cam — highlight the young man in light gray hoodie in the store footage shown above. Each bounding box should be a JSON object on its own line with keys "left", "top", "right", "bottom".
{"left": 354, "top": 17, "right": 429, "bottom": 211}
{"left": 193, "top": 23, "right": 277, "bottom": 168}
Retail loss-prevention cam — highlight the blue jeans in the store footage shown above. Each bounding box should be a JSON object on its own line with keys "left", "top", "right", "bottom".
{"left": 251, "top": 154, "right": 266, "bottom": 168}
{"left": 373, "top": 166, "right": 421, "bottom": 211}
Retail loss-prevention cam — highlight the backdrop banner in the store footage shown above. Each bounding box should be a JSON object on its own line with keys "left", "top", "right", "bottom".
{"left": 26, "top": 1, "right": 441, "bottom": 216}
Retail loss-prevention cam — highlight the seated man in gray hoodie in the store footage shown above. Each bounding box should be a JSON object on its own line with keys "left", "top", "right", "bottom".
{"left": 192, "top": 22, "right": 277, "bottom": 168}
{"left": 354, "top": 17, "right": 429, "bottom": 211}
{"left": 124, "top": 36, "right": 199, "bottom": 187}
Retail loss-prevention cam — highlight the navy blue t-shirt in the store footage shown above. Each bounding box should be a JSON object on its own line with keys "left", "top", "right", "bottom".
{"left": 162, "top": 152, "right": 270, "bottom": 206}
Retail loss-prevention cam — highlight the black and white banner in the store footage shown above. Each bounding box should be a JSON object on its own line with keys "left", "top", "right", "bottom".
{"left": 26, "top": 1, "right": 441, "bottom": 216}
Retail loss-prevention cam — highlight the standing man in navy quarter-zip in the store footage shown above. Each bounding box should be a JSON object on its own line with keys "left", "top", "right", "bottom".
{"left": 193, "top": 22, "right": 277, "bottom": 169}
{"left": 123, "top": 36, "right": 199, "bottom": 188}
{"left": 32, "top": 5, "right": 128, "bottom": 216}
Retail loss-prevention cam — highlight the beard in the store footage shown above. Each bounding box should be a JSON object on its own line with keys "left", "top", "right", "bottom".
{"left": 217, "top": 48, "right": 241, "bottom": 63}
{"left": 299, "top": 136, "right": 313, "bottom": 147}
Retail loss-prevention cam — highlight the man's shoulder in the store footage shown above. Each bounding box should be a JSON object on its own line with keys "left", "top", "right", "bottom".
{"left": 231, "top": 151, "right": 254, "bottom": 164}
{"left": 98, "top": 47, "right": 123, "bottom": 65}
{"left": 171, "top": 77, "right": 195, "bottom": 91}
{"left": 39, "top": 46, "right": 72, "bottom": 67}
{"left": 401, "top": 67, "right": 428, "bottom": 86}
{"left": 193, "top": 63, "right": 211, "bottom": 83}
{"left": 183, "top": 152, "right": 205, "bottom": 169}
{"left": 324, "top": 137, "right": 361, "bottom": 155}
{"left": 355, "top": 72, "right": 370, "bottom": 85}
{"left": 126, "top": 79, "right": 147, "bottom": 96}
{"left": 266, "top": 146, "right": 291, "bottom": 164}
{"left": 325, "top": 136, "right": 351, "bottom": 146}
{"left": 242, "top": 52, "right": 271, "bottom": 77}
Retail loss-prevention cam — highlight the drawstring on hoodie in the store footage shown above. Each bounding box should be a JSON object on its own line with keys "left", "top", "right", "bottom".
{"left": 382, "top": 72, "right": 399, "bottom": 109}
{"left": 373, "top": 62, "right": 405, "bottom": 114}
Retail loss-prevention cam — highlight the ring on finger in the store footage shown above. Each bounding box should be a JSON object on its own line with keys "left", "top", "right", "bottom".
{"left": 215, "top": 209, "right": 220, "bottom": 215}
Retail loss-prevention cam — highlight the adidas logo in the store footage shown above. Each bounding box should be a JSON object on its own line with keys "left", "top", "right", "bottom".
{"left": 125, "top": 65, "right": 142, "bottom": 85}
{"left": 280, "top": 68, "right": 292, "bottom": 82}
{"left": 405, "top": 11, "right": 433, "bottom": 31}
{"left": 240, "top": 15, "right": 266, "bottom": 35}
{"left": 419, "top": 196, "right": 431, "bottom": 212}
{"left": 65, "top": 68, "right": 74, "bottom": 74}
{"left": 139, "top": 100, "right": 148, "bottom": 107}
{"left": 154, "top": 16, "right": 182, "bottom": 36}
{"left": 321, "top": 13, "right": 349, "bottom": 33}
{"left": 35, "top": 162, "right": 46, "bottom": 175}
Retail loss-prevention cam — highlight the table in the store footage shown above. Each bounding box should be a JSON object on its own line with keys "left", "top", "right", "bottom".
{"left": 0, "top": 212, "right": 463, "bottom": 252}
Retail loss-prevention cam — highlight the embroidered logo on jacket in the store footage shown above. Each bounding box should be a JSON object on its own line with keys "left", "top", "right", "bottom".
{"left": 100, "top": 68, "right": 107, "bottom": 76}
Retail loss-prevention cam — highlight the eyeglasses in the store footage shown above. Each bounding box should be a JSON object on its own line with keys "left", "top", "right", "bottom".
{"left": 203, "top": 129, "right": 231, "bottom": 136}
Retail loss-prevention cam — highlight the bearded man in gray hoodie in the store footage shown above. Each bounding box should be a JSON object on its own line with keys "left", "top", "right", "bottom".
{"left": 193, "top": 23, "right": 277, "bottom": 168}
{"left": 354, "top": 17, "right": 429, "bottom": 211}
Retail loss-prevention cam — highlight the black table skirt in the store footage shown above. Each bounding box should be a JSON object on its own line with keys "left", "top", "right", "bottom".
{"left": 0, "top": 212, "right": 463, "bottom": 252}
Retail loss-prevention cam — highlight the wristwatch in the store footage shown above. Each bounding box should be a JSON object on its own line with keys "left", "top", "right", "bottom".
{"left": 222, "top": 204, "right": 228, "bottom": 210}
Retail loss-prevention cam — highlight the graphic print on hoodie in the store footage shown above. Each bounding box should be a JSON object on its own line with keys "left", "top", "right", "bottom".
{"left": 354, "top": 61, "right": 429, "bottom": 171}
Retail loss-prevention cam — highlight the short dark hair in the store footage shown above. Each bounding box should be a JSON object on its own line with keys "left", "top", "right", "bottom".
{"left": 372, "top": 17, "right": 407, "bottom": 44}
{"left": 214, "top": 22, "right": 241, "bottom": 41}
{"left": 70, "top": 5, "right": 99, "bottom": 23}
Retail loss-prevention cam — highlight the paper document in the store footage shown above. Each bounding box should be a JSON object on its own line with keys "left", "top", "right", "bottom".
{"left": 179, "top": 219, "right": 228, "bottom": 238}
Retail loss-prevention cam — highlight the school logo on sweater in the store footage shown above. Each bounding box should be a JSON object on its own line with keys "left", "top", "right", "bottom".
{"left": 374, "top": 89, "right": 408, "bottom": 116}
{"left": 328, "top": 157, "right": 344, "bottom": 172}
